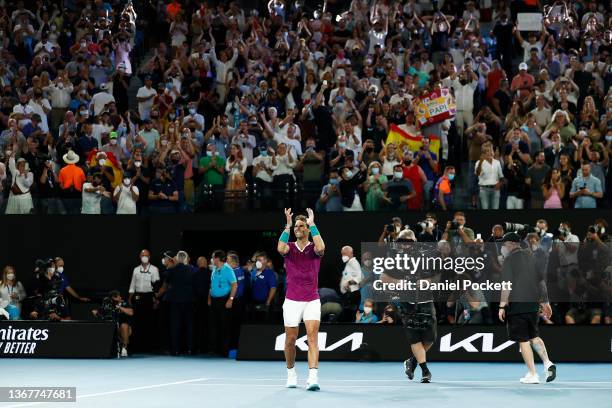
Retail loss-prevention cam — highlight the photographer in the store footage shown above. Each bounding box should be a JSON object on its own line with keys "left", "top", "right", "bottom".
{"left": 92, "top": 290, "right": 134, "bottom": 357}
{"left": 28, "top": 259, "right": 69, "bottom": 321}
{"left": 378, "top": 217, "right": 404, "bottom": 244}
{"left": 566, "top": 223, "right": 612, "bottom": 324}
{"left": 441, "top": 212, "right": 476, "bottom": 248}
{"left": 413, "top": 214, "right": 443, "bottom": 242}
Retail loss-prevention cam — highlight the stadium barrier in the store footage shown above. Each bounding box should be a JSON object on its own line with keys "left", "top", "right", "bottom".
{"left": 0, "top": 321, "right": 115, "bottom": 358}
{"left": 238, "top": 324, "right": 612, "bottom": 362}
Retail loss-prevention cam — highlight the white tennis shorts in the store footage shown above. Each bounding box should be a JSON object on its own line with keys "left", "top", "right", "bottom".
{"left": 283, "top": 298, "right": 321, "bottom": 327}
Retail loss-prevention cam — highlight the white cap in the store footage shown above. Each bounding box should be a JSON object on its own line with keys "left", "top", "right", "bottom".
{"left": 518, "top": 62, "right": 528, "bottom": 71}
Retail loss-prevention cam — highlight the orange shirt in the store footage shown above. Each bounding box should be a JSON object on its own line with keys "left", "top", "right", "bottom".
{"left": 59, "top": 164, "right": 86, "bottom": 191}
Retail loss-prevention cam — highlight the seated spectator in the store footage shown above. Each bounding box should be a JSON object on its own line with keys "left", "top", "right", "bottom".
{"left": 0, "top": 265, "right": 26, "bottom": 319}
{"left": 356, "top": 298, "right": 378, "bottom": 323}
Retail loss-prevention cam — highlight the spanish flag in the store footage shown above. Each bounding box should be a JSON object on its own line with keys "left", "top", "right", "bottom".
{"left": 385, "top": 124, "right": 441, "bottom": 158}
{"left": 86, "top": 150, "right": 123, "bottom": 189}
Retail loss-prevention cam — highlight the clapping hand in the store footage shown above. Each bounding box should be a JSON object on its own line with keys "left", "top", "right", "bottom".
{"left": 284, "top": 208, "right": 293, "bottom": 228}
{"left": 306, "top": 208, "right": 315, "bottom": 226}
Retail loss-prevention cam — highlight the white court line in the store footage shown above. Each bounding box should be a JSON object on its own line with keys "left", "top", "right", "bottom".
{"left": 0, "top": 377, "right": 208, "bottom": 408}
{"left": 438, "top": 387, "right": 612, "bottom": 390}
{"left": 203, "top": 378, "right": 612, "bottom": 384}
{"left": 183, "top": 384, "right": 612, "bottom": 390}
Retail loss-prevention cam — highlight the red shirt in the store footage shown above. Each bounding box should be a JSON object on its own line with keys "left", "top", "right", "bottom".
{"left": 403, "top": 164, "right": 424, "bottom": 210}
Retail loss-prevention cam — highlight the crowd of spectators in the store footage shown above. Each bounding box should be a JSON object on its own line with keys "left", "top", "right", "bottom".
{"left": 0, "top": 0, "right": 610, "bottom": 214}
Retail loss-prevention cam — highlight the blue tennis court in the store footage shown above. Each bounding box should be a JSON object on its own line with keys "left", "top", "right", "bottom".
{"left": 0, "top": 357, "right": 610, "bottom": 408}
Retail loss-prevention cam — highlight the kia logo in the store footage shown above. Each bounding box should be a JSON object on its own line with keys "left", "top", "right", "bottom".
{"left": 440, "top": 333, "right": 516, "bottom": 353}
{"left": 275, "top": 332, "right": 364, "bottom": 352}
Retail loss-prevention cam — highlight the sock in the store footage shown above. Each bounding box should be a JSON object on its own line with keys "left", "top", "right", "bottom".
{"left": 544, "top": 361, "right": 554, "bottom": 370}
{"left": 419, "top": 362, "right": 430, "bottom": 374}
{"left": 287, "top": 367, "right": 296, "bottom": 376}
{"left": 308, "top": 368, "right": 318, "bottom": 380}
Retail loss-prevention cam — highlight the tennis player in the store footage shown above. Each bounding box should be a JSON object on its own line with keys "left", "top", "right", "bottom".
{"left": 277, "top": 208, "right": 325, "bottom": 391}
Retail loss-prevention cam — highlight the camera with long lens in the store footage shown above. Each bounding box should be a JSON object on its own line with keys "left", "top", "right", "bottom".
{"left": 504, "top": 222, "right": 537, "bottom": 238}
{"left": 97, "top": 296, "right": 121, "bottom": 321}
{"left": 413, "top": 220, "right": 434, "bottom": 234}
{"left": 42, "top": 290, "right": 65, "bottom": 313}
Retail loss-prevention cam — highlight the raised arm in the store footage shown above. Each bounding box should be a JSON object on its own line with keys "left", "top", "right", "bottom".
{"left": 306, "top": 208, "right": 325, "bottom": 255}
{"left": 277, "top": 208, "right": 293, "bottom": 255}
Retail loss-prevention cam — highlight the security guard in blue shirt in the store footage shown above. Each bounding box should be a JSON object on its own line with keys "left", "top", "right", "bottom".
{"left": 208, "top": 250, "right": 237, "bottom": 356}
{"left": 249, "top": 252, "right": 277, "bottom": 322}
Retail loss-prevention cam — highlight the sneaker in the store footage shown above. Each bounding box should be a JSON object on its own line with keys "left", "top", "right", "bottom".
{"left": 306, "top": 379, "right": 320, "bottom": 391}
{"left": 404, "top": 358, "right": 416, "bottom": 380}
{"left": 519, "top": 373, "right": 540, "bottom": 384}
{"left": 121, "top": 347, "right": 128, "bottom": 357}
{"left": 545, "top": 364, "right": 556, "bottom": 383}
{"left": 420, "top": 371, "right": 431, "bottom": 383}
{"left": 286, "top": 368, "right": 297, "bottom": 389}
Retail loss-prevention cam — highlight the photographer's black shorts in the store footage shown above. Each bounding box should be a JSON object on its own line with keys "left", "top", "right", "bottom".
{"left": 507, "top": 312, "right": 539, "bottom": 342}
{"left": 117, "top": 314, "right": 133, "bottom": 327}
{"left": 400, "top": 302, "right": 437, "bottom": 345}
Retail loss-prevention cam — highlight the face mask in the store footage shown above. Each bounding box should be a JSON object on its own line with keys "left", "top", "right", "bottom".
{"left": 338, "top": 142, "right": 346, "bottom": 148}
{"left": 189, "top": 108, "right": 196, "bottom": 115}
{"left": 123, "top": 178, "right": 131, "bottom": 186}
{"left": 371, "top": 167, "right": 380, "bottom": 175}
{"left": 448, "top": 173, "right": 455, "bottom": 181}
{"left": 606, "top": 136, "right": 612, "bottom": 142}
{"left": 161, "top": 258, "right": 166, "bottom": 266}
{"left": 47, "top": 268, "right": 55, "bottom": 274}
{"left": 393, "top": 171, "right": 403, "bottom": 179}
{"left": 169, "top": 113, "right": 176, "bottom": 120}
{"left": 260, "top": 150, "right": 268, "bottom": 157}
{"left": 6, "top": 273, "right": 15, "bottom": 280}
{"left": 345, "top": 170, "right": 353, "bottom": 179}
{"left": 255, "top": 261, "right": 263, "bottom": 269}
{"left": 500, "top": 246, "right": 510, "bottom": 258}
{"left": 110, "top": 139, "right": 117, "bottom": 145}
{"left": 363, "top": 260, "right": 372, "bottom": 268}
{"left": 56, "top": 267, "right": 64, "bottom": 273}
{"left": 531, "top": 244, "right": 539, "bottom": 251}
{"left": 206, "top": 151, "right": 213, "bottom": 157}
{"left": 141, "top": 256, "right": 149, "bottom": 264}
{"left": 342, "top": 255, "right": 350, "bottom": 263}
{"left": 99, "top": 159, "right": 106, "bottom": 166}
{"left": 363, "top": 306, "right": 373, "bottom": 314}
{"left": 80, "top": 111, "right": 88, "bottom": 116}
{"left": 134, "top": 161, "right": 142, "bottom": 168}
{"left": 161, "top": 140, "right": 168, "bottom": 146}
{"left": 329, "top": 178, "right": 339, "bottom": 185}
